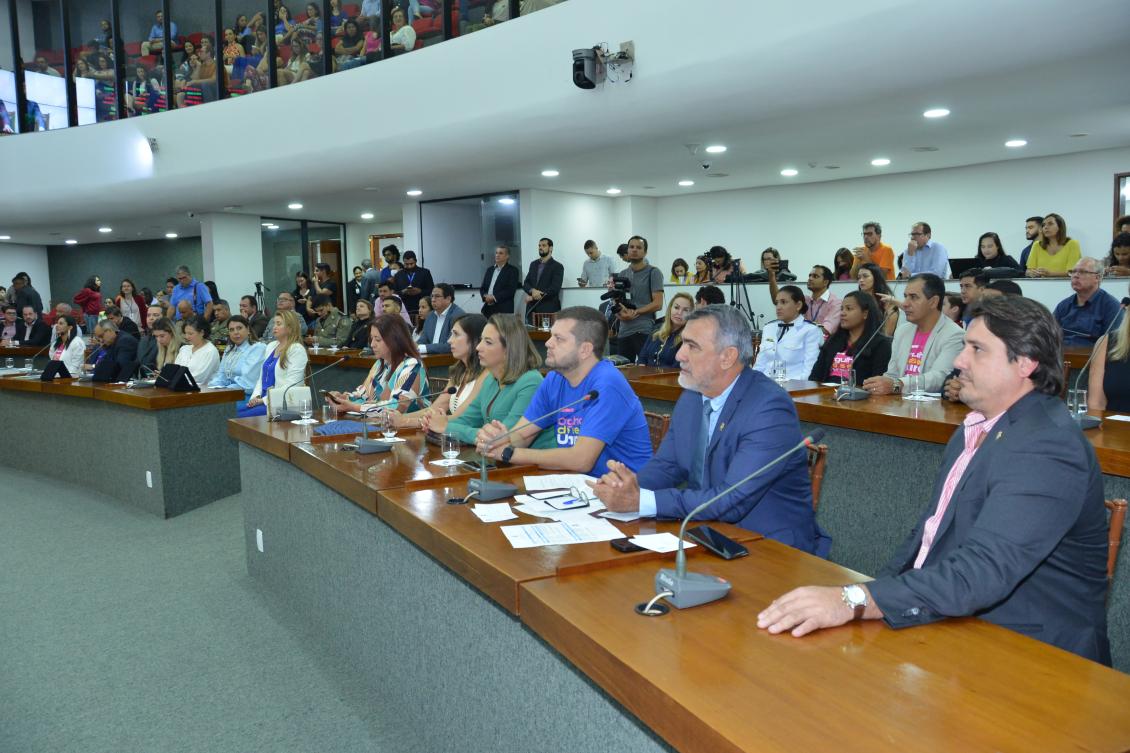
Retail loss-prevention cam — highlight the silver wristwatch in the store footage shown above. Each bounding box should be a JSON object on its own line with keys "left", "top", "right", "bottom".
{"left": 841, "top": 584, "right": 868, "bottom": 618}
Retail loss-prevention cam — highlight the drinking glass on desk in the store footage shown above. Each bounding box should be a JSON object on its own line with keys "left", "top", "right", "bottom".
{"left": 772, "top": 361, "right": 788, "bottom": 383}
{"left": 1072, "top": 389, "right": 1088, "bottom": 417}
{"left": 907, "top": 374, "right": 925, "bottom": 400}
{"left": 441, "top": 432, "right": 460, "bottom": 460}
{"left": 378, "top": 411, "right": 397, "bottom": 440}
{"left": 298, "top": 397, "right": 313, "bottom": 421}
{"left": 23, "top": 358, "right": 32, "bottom": 370}
{"left": 321, "top": 404, "right": 335, "bottom": 424}
{"left": 4, "top": 357, "right": 12, "bottom": 369}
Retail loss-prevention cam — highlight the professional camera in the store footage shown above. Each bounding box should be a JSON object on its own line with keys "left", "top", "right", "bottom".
{"left": 599, "top": 276, "right": 637, "bottom": 314}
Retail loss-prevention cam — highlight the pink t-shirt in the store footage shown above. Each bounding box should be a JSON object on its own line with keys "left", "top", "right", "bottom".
{"left": 830, "top": 351, "right": 854, "bottom": 379}
{"left": 903, "top": 330, "right": 930, "bottom": 376}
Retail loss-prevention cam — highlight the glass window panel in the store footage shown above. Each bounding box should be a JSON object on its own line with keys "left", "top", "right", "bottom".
{"left": 274, "top": 2, "right": 318, "bottom": 84}
{"left": 70, "top": 0, "right": 118, "bottom": 122}
{"left": 1, "top": 0, "right": 18, "bottom": 133}
{"left": 261, "top": 219, "right": 308, "bottom": 321}
{"left": 307, "top": 222, "right": 345, "bottom": 312}
{"left": 518, "top": 0, "right": 563, "bottom": 17}
{"left": 169, "top": 0, "right": 217, "bottom": 107}
{"left": 402, "top": 0, "right": 442, "bottom": 52}
{"left": 117, "top": 0, "right": 168, "bottom": 112}
{"left": 457, "top": 0, "right": 503, "bottom": 35}
{"left": 331, "top": 11, "right": 367, "bottom": 73}
{"left": 221, "top": 1, "right": 268, "bottom": 95}
{"left": 23, "top": 0, "right": 68, "bottom": 130}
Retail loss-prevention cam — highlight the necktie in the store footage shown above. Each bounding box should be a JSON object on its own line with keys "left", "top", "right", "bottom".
{"left": 689, "top": 399, "right": 715, "bottom": 488}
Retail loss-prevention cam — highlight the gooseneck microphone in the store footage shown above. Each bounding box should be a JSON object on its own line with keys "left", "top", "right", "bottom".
{"left": 1068, "top": 297, "right": 1129, "bottom": 430}
{"left": 835, "top": 309, "right": 898, "bottom": 401}
{"left": 465, "top": 389, "right": 600, "bottom": 502}
{"left": 655, "top": 429, "right": 826, "bottom": 609}
{"left": 271, "top": 356, "right": 347, "bottom": 421}
{"left": 20, "top": 342, "right": 52, "bottom": 373}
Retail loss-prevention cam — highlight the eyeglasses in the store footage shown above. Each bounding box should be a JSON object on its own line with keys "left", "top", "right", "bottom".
{"left": 909, "top": 232, "right": 926, "bottom": 237}
{"left": 1070, "top": 270, "right": 1099, "bottom": 277}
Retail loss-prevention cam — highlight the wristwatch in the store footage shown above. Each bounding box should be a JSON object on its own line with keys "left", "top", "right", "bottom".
{"left": 841, "top": 584, "right": 869, "bottom": 619}
{"left": 890, "top": 377, "right": 902, "bottom": 394}
{"left": 500, "top": 446, "right": 515, "bottom": 465}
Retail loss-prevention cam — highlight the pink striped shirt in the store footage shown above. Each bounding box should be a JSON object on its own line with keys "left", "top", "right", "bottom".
{"left": 913, "top": 410, "right": 1003, "bottom": 568}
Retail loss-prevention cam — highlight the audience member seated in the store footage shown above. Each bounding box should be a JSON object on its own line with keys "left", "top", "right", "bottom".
{"left": 637, "top": 292, "right": 692, "bottom": 367}
{"left": 278, "top": 36, "right": 315, "bottom": 85}
{"left": 411, "top": 314, "right": 487, "bottom": 432}
{"left": 957, "top": 268, "right": 987, "bottom": 326}
{"left": 240, "top": 311, "right": 308, "bottom": 417}
{"left": 857, "top": 262, "right": 899, "bottom": 336}
{"left": 307, "top": 293, "right": 351, "bottom": 347}
{"left": 758, "top": 296, "right": 1110, "bottom": 666}
{"left": 707, "top": 246, "right": 739, "bottom": 284}
{"left": 239, "top": 295, "right": 269, "bottom": 339}
{"left": 208, "top": 315, "right": 267, "bottom": 407}
{"left": 0, "top": 304, "right": 17, "bottom": 343}
{"left": 900, "top": 221, "right": 951, "bottom": 279}
{"left": 480, "top": 245, "right": 521, "bottom": 316}
{"left": 114, "top": 279, "right": 148, "bottom": 330}
{"left": 1054, "top": 257, "right": 1122, "bottom": 347}
{"left": 852, "top": 222, "right": 895, "bottom": 280}
{"left": 125, "top": 64, "right": 163, "bottom": 115}
{"left": 1105, "top": 233, "right": 1130, "bottom": 277}
{"left": 207, "top": 300, "right": 232, "bottom": 346}
{"left": 769, "top": 263, "right": 840, "bottom": 336}
{"left": 862, "top": 273, "right": 964, "bottom": 395}
{"left": 477, "top": 307, "right": 652, "bottom": 476}
{"left": 329, "top": 0, "right": 345, "bottom": 34}
{"left": 832, "top": 247, "right": 854, "bottom": 281}
{"left": 1026, "top": 212, "right": 1081, "bottom": 278}
{"left": 691, "top": 255, "right": 711, "bottom": 284}
{"left": 982, "top": 279, "right": 1024, "bottom": 298}
{"left": 104, "top": 305, "right": 140, "bottom": 338}
{"left": 432, "top": 314, "right": 551, "bottom": 449}
{"left": 974, "top": 231, "right": 1019, "bottom": 270}
{"left": 592, "top": 305, "right": 829, "bottom": 555}
{"left": 668, "top": 258, "right": 690, "bottom": 284}
{"left": 174, "top": 315, "right": 221, "bottom": 384}
{"left": 90, "top": 320, "right": 139, "bottom": 381}
{"left": 263, "top": 293, "right": 308, "bottom": 340}
{"left": 380, "top": 294, "right": 414, "bottom": 329}
{"left": 140, "top": 9, "right": 178, "bottom": 56}
{"left": 694, "top": 285, "right": 725, "bottom": 309}
{"left": 334, "top": 17, "right": 366, "bottom": 71}
{"left": 136, "top": 306, "right": 163, "bottom": 371}
{"left": 809, "top": 291, "right": 892, "bottom": 385}
{"left": 753, "top": 285, "right": 822, "bottom": 380}
{"left": 151, "top": 317, "right": 183, "bottom": 370}
{"left": 347, "top": 299, "right": 375, "bottom": 349}
{"left": 73, "top": 275, "right": 103, "bottom": 335}
{"left": 178, "top": 38, "right": 221, "bottom": 106}
{"left": 48, "top": 315, "right": 85, "bottom": 376}
{"left": 275, "top": 4, "right": 298, "bottom": 44}
{"left": 325, "top": 314, "right": 430, "bottom": 418}
{"left": 14, "top": 305, "right": 50, "bottom": 346}
{"left": 942, "top": 293, "right": 965, "bottom": 325}
{"left": 418, "top": 284, "right": 464, "bottom": 355}
{"left": 414, "top": 296, "right": 432, "bottom": 341}
{"left": 1087, "top": 284, "right": 1130, "bottom": 413}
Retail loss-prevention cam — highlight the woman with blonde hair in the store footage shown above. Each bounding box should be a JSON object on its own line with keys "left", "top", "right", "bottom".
{"left": 241, "top": 309, "right": 309, "bottom": 418}
{"left": 151, "top": 317, "right": 183, "bottom": 369}
{"left": 637, "top": 293, "right": 693, "bottom": 366}
{"left": 1087, "top": 283, "right": 1130, "bottom": 412}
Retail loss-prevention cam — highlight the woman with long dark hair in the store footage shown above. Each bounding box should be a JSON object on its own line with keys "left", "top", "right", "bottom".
{"left": 115, "top": 278, "right": 148, "bottom": 331}
{"left": 414, "top": 314, "right": 488, "bottom": 432}
{"left": 974, "top": 232, "right": 1019, "bottom": 269}
{"left": 857, "top": 262, "right": 899, "bottom": 336}
{"left": 48, "top": 314, "right": 86, "bottom": 376}
{"left": 346, "top": 298, "right": 375, "bottom": 349}
{"left": 326, "top": 314, "right": 430, "bottom": 414}
{"left": 810, "top": 291, "right": 892, "bottom": 384}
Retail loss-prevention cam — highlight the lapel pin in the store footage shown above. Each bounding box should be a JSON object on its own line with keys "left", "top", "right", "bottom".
{"left": 718, "top": 422, "right": 725, "bottom": 431}
{"left": 995, "top": 431, "right": 1003, "bottom": 441}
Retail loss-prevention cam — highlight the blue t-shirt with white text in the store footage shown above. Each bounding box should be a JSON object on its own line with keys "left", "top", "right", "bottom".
{"left": 523, "top": 359, "right": 653, "bottom": 476}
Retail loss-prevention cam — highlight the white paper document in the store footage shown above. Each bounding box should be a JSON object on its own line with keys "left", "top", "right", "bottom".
{"left": 522, "top": 474, "right": 598, "bottom": 492}
{"left": 429, "top": 458, "right": 464, "bottom": 467}
{"left": 1107, "top": 414, "right": 1130, "bottom": 423}
{"left": 500, "top": 517, "right": 624, "bottom": 549}
{"left": 471, "top": 503, "right": 518, "bottom": 523}
{"left": 513, "top": 494, "right": 606, "bottom": 521}
{"left": 291, "top": 418, "right": 319, "bottom": 425}
{"left": 601, "top": 510, "right": 641, "bottom": 522}
{"left": 629, "top": 533, "right": 695, "bottom": 554}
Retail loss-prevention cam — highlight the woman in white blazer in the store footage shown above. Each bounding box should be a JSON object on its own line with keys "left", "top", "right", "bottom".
{"left": 48, "top": 314, "right": 86, "bottom": 376}
{"left": 239, "top": 310, "right": 309, "bottom": 418}
{"left": 753, "top": 285, "right": 823, "bottom": 381}
{"left": 174, "top": 315, "right": 221, "bottom": 386}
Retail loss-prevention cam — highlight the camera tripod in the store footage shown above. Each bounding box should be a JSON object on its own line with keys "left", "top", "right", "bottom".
{"left": 724, "top": 259, "right": 764, "bottom": 334}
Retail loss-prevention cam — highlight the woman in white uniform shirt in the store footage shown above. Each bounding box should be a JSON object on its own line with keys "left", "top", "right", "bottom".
{"left": 753, "top": 285, "right": 822, "bottom": 380}
{"left": 240, "top": 310, "right": 309, "bottom": 418}
{"left": 174, "top": 315, "right": 221, "bottom": 385}
{"left": 48, "top": 314, "right": 86, "bottom": 376}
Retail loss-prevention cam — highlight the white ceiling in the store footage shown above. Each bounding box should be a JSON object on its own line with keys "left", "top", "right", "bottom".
{"left": 1, "top": 0, "right": 1127, "bottom": 245}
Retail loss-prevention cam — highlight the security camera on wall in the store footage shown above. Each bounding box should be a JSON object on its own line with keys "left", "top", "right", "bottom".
{"left": 572, "top": 47, "right": 605, "bottom": 89}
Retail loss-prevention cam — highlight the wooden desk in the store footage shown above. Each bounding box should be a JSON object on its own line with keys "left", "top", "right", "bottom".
{"left": 227, "top": 416, "right": 317, "bottom": 460}
{"left": 521, "top": 538, "right": 1130, "bottom": 753}
{"left": 625, "top": 366, "right": 829, "bottom": 412}
{"left": 1065, "top": 344, "right": 1091, "bottom": 370}
{"left": 378, "top": 480, "right": 761, "bottom": 614}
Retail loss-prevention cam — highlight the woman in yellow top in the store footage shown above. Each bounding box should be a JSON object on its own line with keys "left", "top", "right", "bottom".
{"left": 1026, "top": 212, "right": 1081, "bottom": 277}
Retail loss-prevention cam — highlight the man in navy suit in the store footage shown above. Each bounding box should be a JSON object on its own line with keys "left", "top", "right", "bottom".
{"left": 418, "top": 284, "right": 464, "bottom": 355}
{"left": 480, "top": 245, "right": 520, "bottom": 316}
{"left": 14, "top": 305, "right": 51, "bottom": 346}
{"left": 591, "top": 305, "right": 829, "bottom": 556}
{"left": 90, "top": 319, "right": 139, "bottom": 382}
{"left": 758, "top": 295, "right": 1110, "bottom": 664}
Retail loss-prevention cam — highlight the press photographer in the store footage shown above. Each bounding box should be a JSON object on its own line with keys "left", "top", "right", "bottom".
{"left": 609, "top": 235, "right": 664, "bottom": 361}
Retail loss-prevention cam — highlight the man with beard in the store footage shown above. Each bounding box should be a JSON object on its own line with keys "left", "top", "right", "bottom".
{"left": 522, "top": 237, "right": 564, "bottom": 323}
{"left": 589, "top": 304, "right": 827, "bottom": 555}
{"left": 1018, "top": 215, "right": 1044, "bottom": 274}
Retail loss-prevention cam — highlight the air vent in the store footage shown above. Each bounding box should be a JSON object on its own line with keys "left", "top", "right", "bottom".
{"left": 642, "top": 185, "right": 656, "bottom": 190}
{"left": 910, "top": 146, "right": 939, "bottom": 152}
{"left": 824, "top": 165, "right": 840, "bottom": 170}
{"left": 705, "top": 172, "right": 729, "bottom": 178}
{"left": 1069, "top": 133, "right": 1089, "bottom": 138}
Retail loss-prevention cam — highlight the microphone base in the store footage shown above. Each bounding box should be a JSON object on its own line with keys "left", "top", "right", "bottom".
{"left": 1074, "top": 414, "right": 1102, "bottom": 430}
{"left": 835, "top": 386, "right": 870, "bottom": 401}
{"left": 271, "top": 410, "right": 301, "bottom": 422}
{"left": 655, "top": 568, "right": 731, "bottom": 609}
{"left": 356, "top": 438, "right": 395, "bottom": 454}
{"left": 467, "top": 478, "right": 518, "bottom": 502}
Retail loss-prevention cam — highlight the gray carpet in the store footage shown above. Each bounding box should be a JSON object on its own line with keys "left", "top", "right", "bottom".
{"left": 0, "top": 469, "right": 395, "bottom": 753}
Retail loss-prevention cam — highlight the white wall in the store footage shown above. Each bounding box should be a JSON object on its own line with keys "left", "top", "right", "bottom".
{"left": 420, "top": 201, "right": 484, "bottom": 288}
{"left": 200, "top": 213, "right": 263, "bottom": 306}
{"left": 523, "top": 189, "right": 620, "bottom": 281}
{"left": 0, "top": 241, "right": 50, "bottom": 302}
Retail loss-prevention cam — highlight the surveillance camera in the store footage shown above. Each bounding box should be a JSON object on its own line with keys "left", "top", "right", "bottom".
{"left": 700, "top": 161, "right": 712, "bottom": 171}
{"left": 572, "top": 47, "right": 604, "bottom": 90}
{"left": 186, "top": 211, "right": 197, "bottom": 219}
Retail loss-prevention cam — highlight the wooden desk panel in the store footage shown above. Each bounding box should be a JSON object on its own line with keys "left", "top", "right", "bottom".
{"left": 0, "top": 375, "right": 43, "bottom": 393}
{"left": 378, "top": 481, "right": 761, "bottom": 614}
{"left": 1064, "top": 344, "right": 1091, "bottom": 370}
{"left": 625, "top": 367, "right": 829, "bottom": 406}
{"left": 794, "top": 391, "right": 967, "bottom": 444}
{"left": 93, "top": 384, "right": 244, "bottom": 410}
{"left": 521, "top": 538, "right": 1130, "bottom": 753}
{"left": 227, "top": 416, "right": 316, "bottom": 460}
{"left": 39, "top": 378, "right": 95, "bottom": 398}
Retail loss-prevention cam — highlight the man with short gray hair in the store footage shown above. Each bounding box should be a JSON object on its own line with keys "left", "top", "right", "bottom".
{"left": 1054, "top": 256, "right": 1122, "bottom": 346}
{"left": 90, "top": 317, "right": 139, "bottom": 381}
{"left": 591, "top": 305, "right": 829, "bottom": 555}
{"left": 169, "top": 265, "right": 213, "bottom": 321}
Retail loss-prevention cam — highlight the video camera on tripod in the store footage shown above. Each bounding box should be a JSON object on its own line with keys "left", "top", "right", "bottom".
{"left": 600, "top": 276, "right": 638, "bottom": 314}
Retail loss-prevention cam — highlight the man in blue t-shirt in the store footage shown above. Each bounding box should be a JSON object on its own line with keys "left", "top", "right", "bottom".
{"left": 168, "top": 264, "right": 213, "bottom": 320}
{"left": 476, "top": 306, "right": 652, "bottom": 477}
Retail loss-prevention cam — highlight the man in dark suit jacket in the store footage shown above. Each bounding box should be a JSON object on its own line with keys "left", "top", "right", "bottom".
{"left": 15, "top": 306, "right": 51, "bottom": 346}
{"left": 758, "top": 296, "right": 1110, "bottom": 664}
{"left": 105, "top": 305, "right": 140, "bottom": 338}
{"left": 522, "top": 237, "right": 565, "bottom": 323}
{"left": 591, "top": 305, "right": 829, "bottom": 556}
{"left": 91, "top": 321, "right": 139, "bottom": 382}
{"left": 480, "top": 245, "right": 520, "bottom": 316}
{"left": 392, "top": 251, "right": 433, "bottom": 319}
{"left": 418, "top": 283, "right": 464, "bottom": 355}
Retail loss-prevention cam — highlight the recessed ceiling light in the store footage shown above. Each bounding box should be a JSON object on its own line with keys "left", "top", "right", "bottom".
{"left": 606, "top": 187, "right": 622, "bottom": 195}
{"left": 677, "top": 180, "right": 695, "bottom": 187}
{"left": 98, "top": 226, "right": 112, "bottom": 233}
{"left": 266, "top": 225, "right": 279, "bottom": 230}
{"left": 704, "top": 144, "right": 727, "bottom": 154}
{"left": 261, "top": 222, "right": 272, "bottom": 226}
{"left": 363, "top": 186, "right": 379, "bottom": 191}
{"left": 65, "top": 239, "right": 78, "bottom": 245}
{"left": 165, "top": 232, "right": 178, "bottom": 239}
{"left": 406, "top": 189, "right": 423, "bottom": 197}
{"left": 780, "top": 168, "right": 798, "bottom": 177}
{"left": 360, "top": 212, "right": 374, "bottom": 220}
{"left": 287, "top": 202, "right": 303, "bottom": 210}
{"left": 923, "top": 108, "right": 950, "bottom": 119}
{"left": 541, "top": 169, "right": 560, "bottom": 177}
{"left": 498, "top": 197, "right": 515, "bottom": 205}
{"left": 1004, "top": 139, "right": 1027, "bottom": 148}
{"left": 871, "top": 157, "right": 891, "bottom": 166}
{"left": 0, "top": 235, "right": 10, "bottom": 240}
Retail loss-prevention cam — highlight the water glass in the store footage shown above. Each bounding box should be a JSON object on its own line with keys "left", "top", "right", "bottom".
{"left": 298, "top": 397, "right": 313, "bottom": 421}
{"left": 4, "top": 357, "right": 12, "bottom": 369}
{"left": 23, "top": 358, "right": 32, "bottom": 370}
{"left": 442, "top": 433, "right": 460, "bottom": 460}
{"left": 11, "top": 340, "right": 19, "bottom": 348}
{"left": 1072, "top": 389, "right": 1088, "bottom": 416}
{"left": 908, "top": 374, "right": 925, "bottom": 398}
{"left": 539, "top": 316, "right": 550, "bottom": 332}
{"left": 773, "top": 361, "right": 788, "bottom": 383}
{"left": 321, "top": 404, "right": 336, "bottom": 424}
{"left": 379, "top": 411, "right": 397, "bottom": 439}
{"left": 311, "top": 342, "right": 321, "bottom": 353}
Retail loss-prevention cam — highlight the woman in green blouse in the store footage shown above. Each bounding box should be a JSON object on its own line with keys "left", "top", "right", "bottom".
{"left": 422, "top": 313, "right": 554, "bottom": 449}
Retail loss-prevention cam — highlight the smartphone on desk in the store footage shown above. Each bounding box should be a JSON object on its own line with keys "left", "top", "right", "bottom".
{"left": 611, "top": 538, "right": 645, "bottom": 553}
{"left": 686, "top": 525, "right": 748, "bottom": 560}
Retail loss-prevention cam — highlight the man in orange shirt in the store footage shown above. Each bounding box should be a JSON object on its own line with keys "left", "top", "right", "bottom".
{"left": 850, "top": 221, "right": 895, "bottom": 279}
